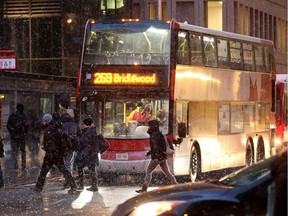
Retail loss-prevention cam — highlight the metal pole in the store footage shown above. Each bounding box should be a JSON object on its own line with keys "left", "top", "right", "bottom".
{"left": 158, "top": 0, "right": 162, "bottom": 20}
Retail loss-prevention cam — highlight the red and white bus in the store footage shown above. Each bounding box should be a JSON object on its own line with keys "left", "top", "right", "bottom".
{"left": 76, "top": 19, "right": 276, "bottom": 181}
{"left": 275, "top": 74, "right": 288, "bottom": 151}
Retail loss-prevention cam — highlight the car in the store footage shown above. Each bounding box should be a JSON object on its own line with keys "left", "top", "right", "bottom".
{"left": 112, "top": 155, "right": 280, "bottom": 216}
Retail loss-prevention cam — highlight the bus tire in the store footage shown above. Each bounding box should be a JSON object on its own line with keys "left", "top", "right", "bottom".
{"left": 256, "top": 138, "right": 265, "bottom": 162}
{"left": 190, "top": 144, "right": 201, "bottom": 182}
{"left": 245, "top": 138, "right": 254, "bottom": 166}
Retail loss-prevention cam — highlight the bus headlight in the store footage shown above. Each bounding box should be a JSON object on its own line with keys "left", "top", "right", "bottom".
{"left": 275, "top": 137, "right": 282, "bottom": 146}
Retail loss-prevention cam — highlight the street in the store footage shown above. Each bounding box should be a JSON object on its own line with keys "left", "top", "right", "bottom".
{"left": 0, "top": 143, "right": 161, "bottom": 216}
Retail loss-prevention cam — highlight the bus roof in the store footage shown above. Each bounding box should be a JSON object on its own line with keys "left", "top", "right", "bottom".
{"left": 88, "top": 19, "right": 170, "bottom": 31}
{"left": 174, "top": 21, "right": 274, "bottom": 46}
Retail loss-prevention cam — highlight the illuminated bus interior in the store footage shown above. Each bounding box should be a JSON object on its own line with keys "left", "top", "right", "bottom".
{"left": 81, "top": 96, "right": 169, "bottom": 139}
{"left": 84, "top": 20, "right": 170, "bottom": 65}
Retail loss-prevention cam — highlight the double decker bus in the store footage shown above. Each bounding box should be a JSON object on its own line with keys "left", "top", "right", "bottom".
{"left": 275, "top": 74, "right": 288, "bottom": 150}
{"left": 76, "top": 19, "right": 276, "bottom": 181}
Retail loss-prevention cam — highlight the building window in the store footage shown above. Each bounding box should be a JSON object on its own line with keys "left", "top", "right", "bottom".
{"left": 277, "top": 18, "right": 288, "bottom": 51}
{"left": 149, "top": 2, "right": 167, "bottom": 20}
{"left": 207, "top": 0, "right": 222, "bottom": 31}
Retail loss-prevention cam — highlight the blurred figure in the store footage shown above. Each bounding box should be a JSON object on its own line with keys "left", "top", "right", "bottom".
{"left": 141, "top": 104, "right": 153, "bottom": 125}
{"left": 33, "top": 114, "right": 77, "bottom": 194}
{"left": 156, "top": 109, "right": 167, "bottom": 126}
{"left": 59, "top": 108, "right": 79, "bottom": 188}
{"left": 26, "top": 109, "right": 41, "bottom": 166}
{"left": 6, "top": 103, "right": 29, "bottom": 173}
{"left": 75, "top": 117, "right": 99, "bottom": 191}
{"left": 136, "top": 120, "right": 177, "bottom": 193}
{"left": 0, "top": 130, "right": 4, "bottom": 188}
{"left": 128, "top": 102, "right": 143, "bottom": 122}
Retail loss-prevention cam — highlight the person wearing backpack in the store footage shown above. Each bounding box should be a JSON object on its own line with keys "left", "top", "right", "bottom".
{"left": 0, "top": 130, "right": 5, "bottom": 188}
{"left": 58, "top": 108, "right": 80, "bottom": 188}
{"left": 33, "top": 114, "right": 77, "bottom": 194}
{"left": 6, "top": 103, "right": 29, "bottom": 173}
{"left": 135, "top": 120, "right": 178, "bottom": 193}
{"left": 75, "top": 117, "right": 100, "bottom": 192}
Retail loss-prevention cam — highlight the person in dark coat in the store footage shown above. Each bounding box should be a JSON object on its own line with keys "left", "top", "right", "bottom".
{"left": 6, "top": 103, "right": 29, "bottom": 172}
{"left": 58, "top": 108, "right": 79, "bottom": 188}
{"left": 26, "top": 109, "right": 41, "bottom": 166}
{"left": 0, "top": 131, "right": 5, "bottom": 188}
{"left": 136, "top": 120, "right": 177, "bottom": 193}
{"left": 270, "top": 149, "right": 287, "bottom": 216}
{"left": 75, "top": 117, "right": 99, "bottom": 192}
{"left": 33, "top": 114, "right": 77, "bottom": 194}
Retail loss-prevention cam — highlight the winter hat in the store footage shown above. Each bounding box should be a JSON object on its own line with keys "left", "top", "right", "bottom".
{"left": 42, "top": 114, "right": 53, "bottom": 123}
{"left": 83, "top": 117, "right": 93, "bottom": 126}
{"left": 148, "top": 120, "right": 159, "bottom": 129}
{"left": 16, "top": 103, "right": 24, "bottom": 112}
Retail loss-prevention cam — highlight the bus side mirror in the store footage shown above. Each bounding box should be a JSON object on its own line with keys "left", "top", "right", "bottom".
{"left": 178, "top": 122, "right": 187, "bottom": 138}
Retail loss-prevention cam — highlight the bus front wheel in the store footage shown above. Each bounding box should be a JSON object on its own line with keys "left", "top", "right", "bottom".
{"left": 190, "top": 145, "right": 201, "bottom": 182}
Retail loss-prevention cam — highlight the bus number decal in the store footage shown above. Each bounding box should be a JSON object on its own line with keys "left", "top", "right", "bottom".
{"left": 94, "top": 73, "right": 113, "bottom": 84}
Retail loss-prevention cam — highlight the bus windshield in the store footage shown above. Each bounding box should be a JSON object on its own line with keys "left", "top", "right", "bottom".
{"left": 84, "top": 20, "right": 170, "bottom": 65}
{"left": 81, "top": 97, "right": 169, "bottom": 139}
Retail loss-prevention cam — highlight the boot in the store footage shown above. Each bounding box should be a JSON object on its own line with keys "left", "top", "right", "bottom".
{"left": 87, "top": 179, "right": 98, "bottom": 192}
{"left": 135, "top": 185, "right": 147, "bottom": 194}
{"left": 77, "top": 179, "right": 84, "bottom": 190}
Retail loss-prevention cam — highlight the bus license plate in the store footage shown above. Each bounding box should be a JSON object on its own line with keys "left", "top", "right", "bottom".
{"left": 116, "top": 153, "right": 128, "bottom": 160}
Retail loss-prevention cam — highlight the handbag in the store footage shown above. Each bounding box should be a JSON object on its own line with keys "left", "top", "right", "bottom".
{"left": 163, "top": 135, "right": 174, "bottom": 157}
{"left": 96, "top": 134, "right": 110, "bottom": 154}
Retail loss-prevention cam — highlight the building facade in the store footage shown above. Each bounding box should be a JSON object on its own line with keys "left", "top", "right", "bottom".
{"left": 0, "top": 0, "right": 287, "bottom": 134}
{"left": 131, "top": 0, "right": 287, "bottom": 74}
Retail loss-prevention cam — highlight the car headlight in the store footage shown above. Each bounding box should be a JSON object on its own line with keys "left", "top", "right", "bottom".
{"left": 129, "top": 200, "right": 187, "bottom": 216}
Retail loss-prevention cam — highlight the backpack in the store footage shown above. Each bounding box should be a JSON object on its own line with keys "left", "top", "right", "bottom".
{"left": 43, "top": 124, "right": 61, "bottom": 153}
{"left": 96, "top": 134, "right": 110, "bottom": 154}
{"left": 60, "top": 122, "right": 80, "bottom": 151}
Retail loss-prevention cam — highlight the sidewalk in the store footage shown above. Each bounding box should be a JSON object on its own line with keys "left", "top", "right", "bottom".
{"left": 1, "top": 140, "right": 64, "bottom": 188}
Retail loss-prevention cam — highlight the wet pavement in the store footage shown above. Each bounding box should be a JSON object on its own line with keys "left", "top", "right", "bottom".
{"left": 0, "top": 141, "right": 140, "bottom": 216}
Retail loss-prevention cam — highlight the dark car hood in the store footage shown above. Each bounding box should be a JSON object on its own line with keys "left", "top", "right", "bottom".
{"left": 114, "top": 182, "right": 232, "bottom": 215}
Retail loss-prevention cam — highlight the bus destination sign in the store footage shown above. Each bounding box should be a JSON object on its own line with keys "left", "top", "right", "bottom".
{"left": 93, "top": 72, "right": 157, "bottom": 85}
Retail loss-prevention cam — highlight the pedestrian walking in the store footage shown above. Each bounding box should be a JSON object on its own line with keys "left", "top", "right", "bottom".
{"left": 6, "top": 103, "right": 29, "bottom": 173}
{"left": 58, "top": 108, "right": 79, "bottom": 188}
{"left": 26, "top": 109, "right": 41, "bottom": 167}
{"left": 74, "top": 117, "right": 99, "bottom": 192}
{"left": 0, "top": 130, "right": 5, "bottom": 188}
{"left": 136, "top": 120, "right": 178, "bottom": 193}
{"left": 33, "top": 114, "right": 77, "bottom": 194}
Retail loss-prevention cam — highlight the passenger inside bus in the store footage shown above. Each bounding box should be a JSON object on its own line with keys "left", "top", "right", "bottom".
{"left": 141, "top": 104, "right": 153, "bottom": 125}
{"left": 156, "top": 109, "right": 167, "bottom": 126}
{"left": 127, "top": 102, "right": 143, "bottom": 122}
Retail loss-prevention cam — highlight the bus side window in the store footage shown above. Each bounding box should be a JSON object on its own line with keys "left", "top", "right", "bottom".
{"left": 177, "top": 31, "right": 190, "bottom": 65}
{"left": 203, "top": 35, "right": 217, "bottom": 67}
{"left": 230, "top": 40, "right": 243, "bottom": 70}
{"left": 190, "top": 33, "right": 203, "bottom": 64}
{"left": 217, "top": 38, "right": 229, "bottom": 67}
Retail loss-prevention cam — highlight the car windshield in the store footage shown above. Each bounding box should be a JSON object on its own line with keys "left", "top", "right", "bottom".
{"left": 218, "top": 156, "right": 276, "bottom": 186}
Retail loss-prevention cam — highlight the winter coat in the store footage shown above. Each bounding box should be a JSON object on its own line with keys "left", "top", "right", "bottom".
{"left": 146, "top": 128, "right": 166, "bottom": 160}
{"left": 75, "top": 126, "right": 99, "bottom": 167}
{"left": 59, "top": 113, "right": 80, "bottom": 152}
{"left": 7, "top": 110, "right": 29, "bottom": 139}
{"left": 0, "top": 137, "right": 4, "bottom": 158}
{"left": 43, "top": 120, "right": 65, "bottom": 157}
